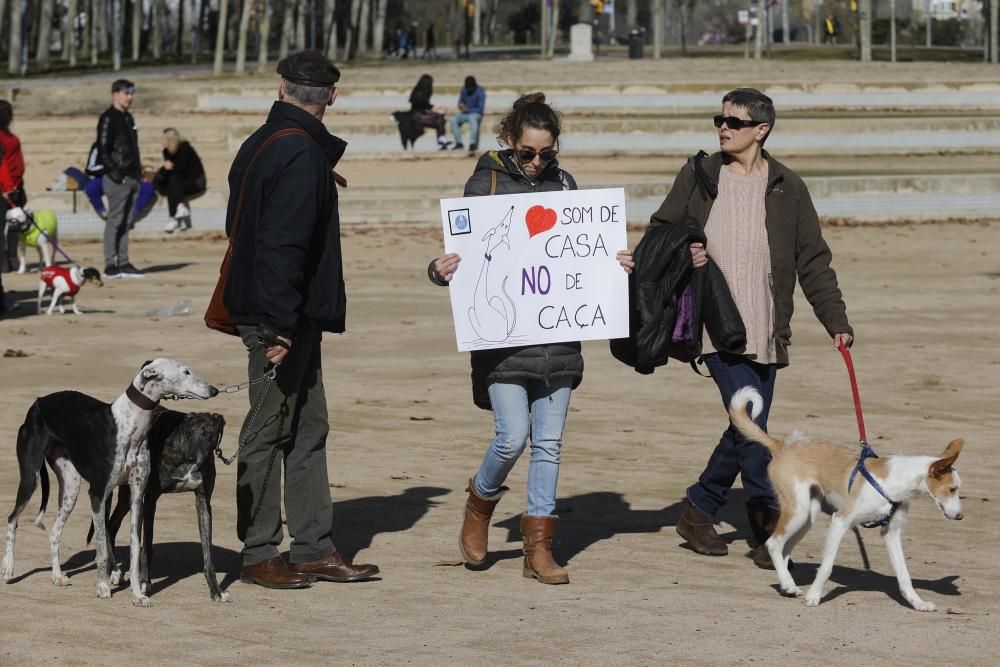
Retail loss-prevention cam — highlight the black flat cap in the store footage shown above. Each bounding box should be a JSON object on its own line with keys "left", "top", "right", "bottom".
{"left": 277, "top": 50, "right": 341, "bottom": 87}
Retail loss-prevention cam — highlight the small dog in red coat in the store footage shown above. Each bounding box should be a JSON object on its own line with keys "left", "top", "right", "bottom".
{"left": 37, "top": 265, "right": 103, "bottom": 315}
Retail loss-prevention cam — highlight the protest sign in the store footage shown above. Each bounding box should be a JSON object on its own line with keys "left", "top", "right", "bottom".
{"left": 439, "top": 188, "right": 629, "bottom": 352}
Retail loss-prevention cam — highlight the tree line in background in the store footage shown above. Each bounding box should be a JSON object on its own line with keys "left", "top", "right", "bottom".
{"left": 2, "top": 0, "right": 996, "bottom": 76}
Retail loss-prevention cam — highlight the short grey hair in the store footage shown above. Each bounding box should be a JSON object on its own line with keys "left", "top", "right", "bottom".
{"left": 722, "top": 88, "right": 775, "bottom": 143}
{"left": 283, "top": 78, "right": 334, "bottom": 106}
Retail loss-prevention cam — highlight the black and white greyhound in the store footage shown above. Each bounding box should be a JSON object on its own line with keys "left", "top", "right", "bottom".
{"left": 2, "top": 359, "right": 218, "bottom": 607}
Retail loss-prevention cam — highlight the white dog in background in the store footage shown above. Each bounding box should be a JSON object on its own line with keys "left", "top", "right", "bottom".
{"left": 5, "top": 207, "right": 58, "bottom": 273}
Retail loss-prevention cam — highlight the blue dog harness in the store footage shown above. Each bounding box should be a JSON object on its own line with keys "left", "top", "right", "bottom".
{"left": 847, "top": 440, "right": 901, "bottom": 528}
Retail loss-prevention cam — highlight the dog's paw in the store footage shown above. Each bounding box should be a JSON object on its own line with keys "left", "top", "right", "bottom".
{"left": 109, "top": 568, "right": 123, "bottom": 586}
{"left": 779, "top": 584, "right": 801, "bottom": 597}
{"left": 1, "top": 558, "right": 13, "bottom": 581}
{"left": 804, "top": 589, "right": 823, "bottom": 607}
{"left": 911, "top": 599, "right": 937, "bottom": 612}
{"left": 213, "top": 591, "right": 233, "bottom": 603}
{"left": 96, "top": 581, "right": 112, "bottom": 599}
{"left": 132, "top": 595, "right": 152, "bottom": 608}
{"left": 51, "top": 573, "right": 70, "bottom": 586}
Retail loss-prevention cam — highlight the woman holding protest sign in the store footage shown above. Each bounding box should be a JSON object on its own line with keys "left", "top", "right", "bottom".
{"left": 428, "top": 93, "right": 633, "bottom": 585}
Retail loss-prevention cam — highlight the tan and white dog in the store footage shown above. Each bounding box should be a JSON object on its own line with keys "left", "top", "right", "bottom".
{"left": 729, "top": 386, "right": 964, "bottom": 611}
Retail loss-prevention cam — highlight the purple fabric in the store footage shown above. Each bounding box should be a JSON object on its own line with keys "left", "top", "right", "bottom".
{"left": 672, "top": 285, "right": 695, "bottom": 344}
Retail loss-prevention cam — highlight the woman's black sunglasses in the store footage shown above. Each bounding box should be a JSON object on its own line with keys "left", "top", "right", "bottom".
{"left": 515, "top": 147, "right": 558, "bottom": 163}
{"left": 714, "top": 115, "right": 764, "bottom": 129}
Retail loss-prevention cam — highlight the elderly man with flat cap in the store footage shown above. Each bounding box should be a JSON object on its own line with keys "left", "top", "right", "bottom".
{"left": 220, "top": 50, "right": 379, "bottom": 589}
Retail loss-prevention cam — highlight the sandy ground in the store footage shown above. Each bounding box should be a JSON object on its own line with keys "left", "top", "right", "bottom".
{"left": 0, "top": 217, "right": 997, "bottom": 665}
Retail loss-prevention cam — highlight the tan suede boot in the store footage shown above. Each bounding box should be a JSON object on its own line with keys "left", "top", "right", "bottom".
{"left": 459, "top": 478, "right": 507, "bottom": 566}
{"left": 521, "top": 514, "right": 570, "bottom": 585}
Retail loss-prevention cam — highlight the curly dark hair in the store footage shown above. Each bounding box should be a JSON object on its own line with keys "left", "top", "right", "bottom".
{"left": 494, "top": 92, "right": 561, "bottom": 147}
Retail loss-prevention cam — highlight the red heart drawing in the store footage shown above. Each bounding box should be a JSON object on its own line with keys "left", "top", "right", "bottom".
{"left": 525, "top": 205, "right": 558, "bottom": 238}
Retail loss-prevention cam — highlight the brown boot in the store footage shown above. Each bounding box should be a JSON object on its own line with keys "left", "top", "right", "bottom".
{"left": 459, "top": 478, "right": 507, "bottom": 566}
{"left": 240, "top": 556, "right": 313, "bottom": 589}
{"left": 288, "top": 551, "right": 380, "bottom": 582}
{"left": 747, "top": 505, "right": 780, "bottom": 570}
{"left": 676, "top": 503, "right": 728, "bottom": 556}
{"left": 521, "top": 515, "right": 569, "bottom": 585}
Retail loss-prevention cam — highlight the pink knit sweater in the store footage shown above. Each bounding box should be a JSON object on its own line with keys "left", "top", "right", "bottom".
{"left": 701, "top": 165, "right": 776, "bottom": 364}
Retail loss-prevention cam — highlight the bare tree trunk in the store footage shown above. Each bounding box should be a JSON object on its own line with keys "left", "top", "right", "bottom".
{"left": 990, "top": 0, "right": 998, "bottom": 63}
{"left": 372, "top": 0, "right": 385, "bottom": 57}
{"left": 213, "top": 0, "right": 228, "bottom": 72}
{"left": 236, "top": 0, "right": 251, "bottom": 71}
{"left": 99, "top": 0, "right": 109, "bottom": 52}
{"left": 323, "top": 0, "right": 336, "bottom": 59}
{"left": 152, "top": 0, "right": 163, "bottom": 58}
{"left": 182, "top": 0, "right": 194, "bottom": 56}
{"left": 859, "top": 0, "right": 871, "bottom": 61}
{"left": 344, "top": 0, "right": 359, "bottom": 57}
{"left": 355, "top": 0, "right": 369, "bottom": 56}
{"left": 90, "top": 0, "right": 100, "bottom": 63}
{"left": 36, "top": 0, "right": 54, "bottom": 69}
{"left": 257, "top": 0, "right": 271, "bottom": 70}
{"left": 652, "top": 0, "right": 662, "bottom": 58}
{"left": 547, "top": 0, "right": 559, "bottom": 56}
{"left": 8, "top": 0, "right": 21, "bottom": 74}
{"left": 473, "top": 0, "right": 480, "bottom": 44}
{"left": 190, "top": 0, "right": 202, "bottom": 63}
{"left": 279, "top": 0, "right": 293, "bottom": 58}
{"left": 677, "top": 0, "right": 687, "bottom": 55}
{"left": 487, "top": 0, "right": 499, "bottom": 43}
{"left": 131, "top": 0, "right": 141, "bottom": 60}
{"left": 0, "top": 0, "right": 7, "bottom": 57}
{"left": 626, "top": 0, "right": 637, "bottom": 28}
{"left": 295, "top": 0, "right": 305, "bottom": 49}
{"left": 61, "top": 0, "right": 72, "bottom": 59}
{"left": 111, "top": 0, "right": 122, "bottom": 69}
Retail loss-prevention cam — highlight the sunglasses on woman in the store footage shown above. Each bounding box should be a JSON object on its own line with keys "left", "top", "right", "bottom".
{"left": 515, "top": 147, "right": 558, "bottom": 163}
{"left": 713, "top": 115, "right": 764, "bottom": 129}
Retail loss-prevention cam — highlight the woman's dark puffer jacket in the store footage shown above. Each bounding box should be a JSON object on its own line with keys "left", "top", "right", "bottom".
{"left": 430, "top": 149, "right": 583, "bottom": 410}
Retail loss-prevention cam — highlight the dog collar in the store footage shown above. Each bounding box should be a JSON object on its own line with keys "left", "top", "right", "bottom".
{"left": 126, "top": 384, "right": 158, "bottom": 411}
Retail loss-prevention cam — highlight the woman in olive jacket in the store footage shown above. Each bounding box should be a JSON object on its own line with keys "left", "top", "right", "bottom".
{"left": 623, "top": 88, "right": 853, "bottom": 568}
{"left": 429, "top": 93, "right": 632, "bottom": 585}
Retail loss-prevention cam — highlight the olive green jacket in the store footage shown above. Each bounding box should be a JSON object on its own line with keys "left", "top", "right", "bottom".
{"left": 650, "top": 150, "right": 852, "bottom": 365}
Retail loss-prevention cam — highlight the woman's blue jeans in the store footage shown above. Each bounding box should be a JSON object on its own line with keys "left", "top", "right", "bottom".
{"left": 473, "top": 378, "right": 573, "bottom": 516}
{"left": 686, "top": 352, "right": 778, "bottom": 517}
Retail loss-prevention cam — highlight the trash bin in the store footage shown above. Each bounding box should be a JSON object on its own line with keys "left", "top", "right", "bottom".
{"left": 628, "top": 31, "right": 644, "bottom": 59}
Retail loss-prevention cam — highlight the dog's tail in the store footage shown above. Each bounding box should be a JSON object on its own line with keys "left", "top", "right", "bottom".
{"left": 32, "top": 466, "right": 49, "bottom": 530}
{"left": 728, "top": 386, "right": 783, "bottom": 455}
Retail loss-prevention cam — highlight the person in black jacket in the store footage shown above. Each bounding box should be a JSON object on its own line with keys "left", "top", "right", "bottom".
{"left": 429, "top": 93, "right": 632, "bottom": 585}
{"left": 157, "top": 128, "right": 206, "bottom": 233}
{"left": 409, "top": 74, "right": 450, "bottom": 149}
{"left": 221, "top": 50, "right": 378, "bottom": 590}
{"left": 97, "top": 79, "right": 144, "bottom": 278}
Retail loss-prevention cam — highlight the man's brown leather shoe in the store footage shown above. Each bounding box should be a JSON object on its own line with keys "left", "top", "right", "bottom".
{"left": 240, "top": 556, "right": 313, "bottom": 589}
{"left": 676, "top": 503, "right": 728, "bottom": 556}
{"left": 288, "top": 551, "right": 380, "bottom": 582}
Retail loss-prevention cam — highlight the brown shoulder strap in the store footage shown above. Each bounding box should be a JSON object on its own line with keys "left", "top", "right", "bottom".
{"left": 490, "top": 169, "right": 497, "bottom": 196}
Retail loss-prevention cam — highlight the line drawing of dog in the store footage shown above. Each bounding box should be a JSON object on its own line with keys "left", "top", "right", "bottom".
{"left": 37, "top": 265, "right": 103, "bottom": 315}
{"left": 2, "top": 359, "right": 218, "bottom": 607}
{"left": 5, "top": 207, "right": 58, "bottom": 274}
{"left": 80, "top": 409, "right": 230, "bottom": 602}
{"left": 467, "top": 206, "right": 517, "bottom": 343}
{"left": 728, "top": 386, "right": 964, "bottom": 611}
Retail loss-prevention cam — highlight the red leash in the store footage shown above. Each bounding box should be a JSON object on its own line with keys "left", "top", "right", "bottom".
{"left": 836, "top": 339, "right": 868, "bottom": 446}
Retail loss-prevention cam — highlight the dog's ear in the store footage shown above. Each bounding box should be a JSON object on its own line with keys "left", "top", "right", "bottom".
{"left": 141, "top": 359, "right": 154, "bottom": 370}
{"left": 930, "top": 439, "right": 964, "bottom": 479}
{"left": 139, "top": 360, "right": 160, "bottom": 389}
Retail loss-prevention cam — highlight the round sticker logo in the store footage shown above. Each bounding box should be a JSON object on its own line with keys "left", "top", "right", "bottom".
{"left": 454, "top": 214, "right": 469, "bottom": 231}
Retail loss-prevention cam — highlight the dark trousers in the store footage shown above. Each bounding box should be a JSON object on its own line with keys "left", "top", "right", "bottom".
{"left": 686, "top": 352, "right": 778, "bottom": 516}
{"left": 236, "top": 323, "right": 336, "bottom": 566}
{"left": 156, "top": 171, "right": 205, "bottom": 217}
